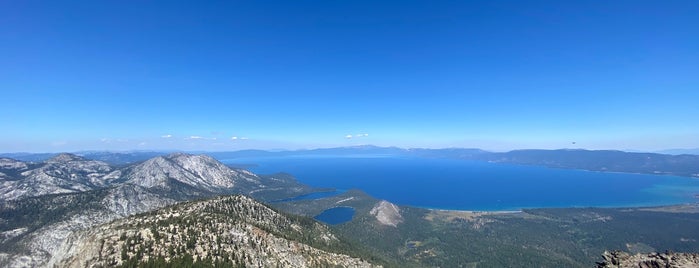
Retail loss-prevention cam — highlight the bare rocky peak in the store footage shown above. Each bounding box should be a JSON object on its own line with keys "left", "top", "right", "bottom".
{"left": 1, "top": 153, "right": 260, "bottom": 201}
{"left": 0, "top": 154, "right": 113, "bottom": 200}
{"left": 40, "top": 153, "right": 112, "bottom": 176}
{"left": 45, "top": 153, "right": 86, "bottom": 163}
{"left": 123, "top": 153, "right": 260, "bottom": 192}
{"left": 0, "top": 158, "right": 28, "bottom": 170}
{"left": 370, "top": 200, "right": 403, "bottom": 227}
{"left": 596, "top": 250, "right": 699, "bottom": 268}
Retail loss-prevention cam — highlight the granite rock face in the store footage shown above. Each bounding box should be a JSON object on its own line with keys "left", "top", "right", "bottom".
{"left": 597, "top": 250, "right": 699, "bottom": 268}
{"left": 370, "top": 200, "right": 403, "bottom": 227}
{"left": 0, "top": 154, "right": 112, "bottom": 200}
{"left": 59, "top": 195, "right": 380, "bottom": 268}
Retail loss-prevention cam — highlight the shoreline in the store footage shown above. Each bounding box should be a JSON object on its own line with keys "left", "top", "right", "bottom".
{"left": 422, "top": 202, "right": 699, "bottom": 215}
{"left": 485, "top": 160, "right": 699, "bottom": 179}
{"left": 425, "top": 207, "right": 522, "bottom": 214}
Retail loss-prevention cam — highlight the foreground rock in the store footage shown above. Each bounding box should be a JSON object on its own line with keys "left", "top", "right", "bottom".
{"left": 596, "top": 250, "right": 699, "bottom": 268}
{"left": 59, "top": 195, "right": 380, "bottom": 268}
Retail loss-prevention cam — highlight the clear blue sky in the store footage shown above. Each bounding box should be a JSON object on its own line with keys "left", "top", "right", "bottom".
{"left": 1, "top": 0, "right": 697, "bottom": 152}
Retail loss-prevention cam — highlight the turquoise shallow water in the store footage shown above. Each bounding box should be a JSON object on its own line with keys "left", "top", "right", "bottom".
{"left": 222, "top": 156, "right": 699, "bottom": 211}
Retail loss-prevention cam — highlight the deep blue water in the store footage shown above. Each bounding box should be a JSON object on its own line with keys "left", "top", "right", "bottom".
{"left": 222, "top": 156, "right": 699, "bottom": 211}
{"left": 271, "top": 190, "right": 345, "bottom": 202}
{"left": 314, "top": 207, "right": 355, "bottom": 225}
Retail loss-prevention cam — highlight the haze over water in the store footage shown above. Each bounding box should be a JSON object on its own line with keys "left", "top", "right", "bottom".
{"left": 224, "top": 156, "right": 699, "bottom": 211}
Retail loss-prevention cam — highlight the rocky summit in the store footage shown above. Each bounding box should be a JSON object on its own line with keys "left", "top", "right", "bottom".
{"left": 121, "top": 153, "right": 258, "bottom": 192}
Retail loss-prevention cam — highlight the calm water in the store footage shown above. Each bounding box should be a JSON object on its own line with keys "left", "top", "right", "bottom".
{"left": 314, "top": 207, "right": 355, "bottom": 225}
{"left": 271, "top": 190, "right": 346, "bottom": 203}
{"left": 222, "top": 156, "right": 699, "bottom": 211}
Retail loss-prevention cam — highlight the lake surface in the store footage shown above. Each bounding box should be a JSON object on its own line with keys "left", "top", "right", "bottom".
{"left": 271, "top": 190, "right": 346, "bottom": 203}
{"left": 314, "top": 207, "right": 355, "bottom": 225}
{"left": 222, "top": 156, "right": 699, "bottom": 211}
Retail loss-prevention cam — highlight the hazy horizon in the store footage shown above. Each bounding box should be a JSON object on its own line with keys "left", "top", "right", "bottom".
{"left": 2, "top": 144, "right": 698, "bottom": 155}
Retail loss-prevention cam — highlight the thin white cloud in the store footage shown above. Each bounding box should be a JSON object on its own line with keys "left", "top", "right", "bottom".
{"left": 231, "top": 136, "right": 238, "bottom": 140}
{"left": 231, "top": 136, "right": 249, "bottom": 141}
{"left": 240, "top": 137, "right": 249, "bottom": 140}
{"left": 161, "top": 134, "right": 172, "bottom": 138}
{"left": 186, "top": 135, "right": 217, "bottom": 140}
{"left": 346, "top": 133, "right": 369, "bottom": 139}
{"left": 138, "top": 142, "right": 147, "bottom": 146}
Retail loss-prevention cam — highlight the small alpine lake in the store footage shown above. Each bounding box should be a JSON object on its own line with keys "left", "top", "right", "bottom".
{"left": 313, "top": 207, "right": 356, "bottom": 225}
{"left": 222, "top": 156, "right": 699, "bottom": 211}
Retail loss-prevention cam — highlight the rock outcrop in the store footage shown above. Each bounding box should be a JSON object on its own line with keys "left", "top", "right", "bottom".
{"left": 596, "top": 250, "right": 699, "bottom": 268}
{"left": 59, "top": 195, "right": 380, "bottom": 268}
{"left": 370, "top": 200, "right": 403, "bottom": 227}
{"left": 0, "top": 158, "right": 28, "bottom": 170}
{"left": 0, "top": 153, "right": 112, "bottom": 200}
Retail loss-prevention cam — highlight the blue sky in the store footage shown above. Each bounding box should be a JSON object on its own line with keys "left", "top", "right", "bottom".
{"left": 1, "top": 1, "right": 698, "bottom": 152}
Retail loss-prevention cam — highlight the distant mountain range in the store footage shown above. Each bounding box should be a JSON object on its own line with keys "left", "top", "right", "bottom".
{"left": 480, "top": 149, "right": 699, "bottom": 178}
{"left": 655, "top": 148, "right": 699, "bottom": 155}
{"left": 3, "top": 146, "right": 698, "bottom": 178}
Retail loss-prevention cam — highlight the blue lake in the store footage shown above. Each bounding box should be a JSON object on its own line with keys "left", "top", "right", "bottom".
{"left": 222, "top": 156, "right": 699, "bottom": 211}
{"left": 314, "top": 207, "right": 355, "bottom": 225}
{"left": 271, "top": 190, "right": 346, "bottom": 203}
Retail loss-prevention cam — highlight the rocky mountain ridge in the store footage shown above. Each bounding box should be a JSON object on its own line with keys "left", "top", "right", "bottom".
{"left": 58, "top": 195, "right": 379, "bottom": 267}
{"left": 5, "top": 147, "right": 699, "bottom": 178}
{"left": 0, "top": 153, "right": 357, "bottom": 267}
{"left": 0, "top": 153, "right": 113, "bottom": 201}
{"left": 0, "top": 152, "right": 265, "bottom": 202}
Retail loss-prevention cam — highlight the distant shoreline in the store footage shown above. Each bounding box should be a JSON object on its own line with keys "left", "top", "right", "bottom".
{"left": 424, "top": 207, "right": 522, "bottom": 214}
{"left": 422, "top": 202, "right": 699, "bottom": 215}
